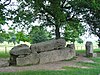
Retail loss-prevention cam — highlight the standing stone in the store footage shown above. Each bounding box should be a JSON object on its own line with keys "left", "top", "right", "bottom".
{"left": 67, "top": 44, "right": 76, "bottom": 56}
{"left": 85, "top": 41, "right": 93, "bottom": 54}
{"left": 85, "top": 41, "right": 96, "bottom": 57}
{"left": 9, "top": 44, "right": 32, "bottom": 66}
{"left": 67, "top": 44, "right": 75, "bottom": 50}
{"left": 16, "top": 53, "right": 39, "bottom": 66}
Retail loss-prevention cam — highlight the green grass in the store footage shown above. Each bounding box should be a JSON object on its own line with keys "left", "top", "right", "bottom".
{"left": 0, "top": 49, "right": 100, "bottom": 75}
{"left": 94, "top": 48, "right": 100, "bottom": 53}
{"left": 76, "top": 61, "right": 99, "bottom": 68}
{"left": 0, "top": 51, "right": 10, "bottom": 58}
{"left": 76, "top": 48, "right": 100, "bottom": 54}
{"left": 0, "top": 68, "right": 100, "bottom": 75}
{"left": 0, "top": 57, "right": 100, "bottom": 75}
{"left": 62, "top": 57, "right": 100, "bottom": 75}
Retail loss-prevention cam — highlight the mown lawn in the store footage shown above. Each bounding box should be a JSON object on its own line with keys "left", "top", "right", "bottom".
{"left": 0, "top": 49, "right": 100, "bottom": 75}
{"left": 0, "top": 51, "right": 10, "bottom": 58}
{"left": 76, "top": 48, "right": 100, "bottom": 54}
{"left": 0, "top": 67, "right": 100, "bottom": 75}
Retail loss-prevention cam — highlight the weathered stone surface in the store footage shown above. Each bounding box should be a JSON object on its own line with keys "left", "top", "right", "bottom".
{"left": 9, "top": 39, "right": 76, "bottom": 66}
{"left": 0, "top": 58, "right": 9, "bottom": 67}
{"left": 16, "top": 53, "right": 39, "bottom": 66}
{"left": 39, "top": 48, "right": 75, "bottom": 64}
{"left": 10, "top": 44, "right": 31, "bottom": 56}
{"left": 30, "top": 39, "right": 66, "bottom": 53}
{"left": 67, "top": 44, "right": 75, "bottom": 50}
{"left": 88, "top": 53, "right": 97, "bottom": 57}
{"left": 9, "top": 55, "right": 16, "bottom": 66}
{"left": 85, "top": 41, "right": 93, "bottom": 57}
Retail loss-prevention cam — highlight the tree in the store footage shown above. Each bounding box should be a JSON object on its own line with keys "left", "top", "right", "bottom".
{"left": 0, "top": 0, "right": 11, "bottom": 25}
{"left": 69, "top": 0, "right": 100, "bottom": 47}
{"left": 15, "top": 31, "right": 30, "bottom": 43}
{"left": 83, "top": 2, "right": 100, "bottom": 47}
{"left": 0, "top": 33, "right": 5, "bottom": 43}
{"left": 2, "top": 0, "right": 99, "bottom": 41}
{"left": 11, "top": 0, "right": 81, "bottom": 39}
{"left": 84, "top": 11, "right": 100, "bottom": 47}
{"left": 64, "top": 19, "right": 85, "bottom": 43}
{"left": 29, "top": 26, "right": 51, "bottom": 44}
{"left": 77, "top": 38, "right": 83, "bottom": 44}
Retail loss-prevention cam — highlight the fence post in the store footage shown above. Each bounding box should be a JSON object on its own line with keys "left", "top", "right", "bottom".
{"left": 5, "top": 45, "right": 7, "bottom": 53}
{"left": 81, "top": 46, "right": 82, "bottom": 50}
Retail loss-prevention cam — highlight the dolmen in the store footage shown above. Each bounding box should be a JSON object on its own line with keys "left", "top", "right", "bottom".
{"left": 9, "top": 39, "right": 75, "bottom": 66}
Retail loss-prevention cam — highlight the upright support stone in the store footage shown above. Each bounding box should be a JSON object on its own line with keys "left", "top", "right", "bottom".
{"left": 67, "top": 44, "right": 76, "bottom": 56}
{"left": 85, "top": 41, "right": 97, "bottom": 57}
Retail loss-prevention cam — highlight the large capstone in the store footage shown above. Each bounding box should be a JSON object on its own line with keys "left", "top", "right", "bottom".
{"left": 30, "top": 39, "right": 66, "bottom": 53}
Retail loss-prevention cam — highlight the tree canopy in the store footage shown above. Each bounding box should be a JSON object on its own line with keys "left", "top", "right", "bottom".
{"left": 64, "top": 20, "right": 85, "bottom": 43}
{"left": 29, "top": 26, "right": 51, "bottom": 44}
{"left": 9, "top": 0, "right": 87, "bottom": 39}
{"left": 0, "top": 0, "right": 100, "bottom": 43}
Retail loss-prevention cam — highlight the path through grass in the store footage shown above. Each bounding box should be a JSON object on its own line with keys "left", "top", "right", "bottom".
{"left": 0, "top": 49, "right": 100, "bottom": 75}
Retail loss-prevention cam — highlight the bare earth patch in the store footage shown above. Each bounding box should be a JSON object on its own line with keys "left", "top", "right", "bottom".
{"left": 0, "top": 54, "right": 94, "bottom": 72}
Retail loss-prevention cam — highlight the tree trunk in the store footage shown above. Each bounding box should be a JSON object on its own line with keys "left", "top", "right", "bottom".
{"left": 98, "top": 37, "right": 100, "bottom": 48}
{"left": 97, "top": 33, "right": 100, "bottom": 48}
{"left": 98, "top": 41, "right": 100, "bottom": 48}
{"left": 55, "top": 25, "right": 60, "bottom": 39}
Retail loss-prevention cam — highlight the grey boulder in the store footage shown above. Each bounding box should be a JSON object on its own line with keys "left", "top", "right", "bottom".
{"left": 16, "top": 53, "right": 39, "bottom": 66}
{"left": 10, "top": 44, "right": 31, "bottom": 56}
{"left": 30, "top": 39, "right": 66, "bottom": 53}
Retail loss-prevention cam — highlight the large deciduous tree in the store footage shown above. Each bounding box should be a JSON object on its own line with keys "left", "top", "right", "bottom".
{"left": 1, "top": 0, "right": 99, "bottom": 43}
{"left": 64, "top": 20, "right": 85, "bottom": 43}
{"left": 70, "top": 0, "right": 100, "bottom": 47}
{"left": 11, "top": 0, "right": 81, "bottom": 39}
{"left": 0, "top": 0, "right": 11, "bottom": 24}
{"left": 83, "top": 1, "right": 100, "bottom": 47}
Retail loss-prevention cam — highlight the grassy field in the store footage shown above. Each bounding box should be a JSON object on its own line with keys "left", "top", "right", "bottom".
{"left": 0, "top": 57, "right": 100, "bottom": 75}
{"left": 0, "top": 69, "right": 100, "bottom": 75}
{"left": 0, "top": 42, "right": 100, "bottom": 75}
{"left": 0, "top": 49, "right": 100, "bottom": 75}
{"left": 0, "top": 51, "right": 10, "bottom": 58}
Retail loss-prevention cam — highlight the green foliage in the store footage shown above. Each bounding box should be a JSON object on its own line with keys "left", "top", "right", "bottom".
{"left": 64, "top": 21, "right": 85, "bottom": 43}
{"left": 15, "top": 31, "right": 29, "bottom": 43}
{"left": 77, "top": 38, "right": 83, "bottom": 44}
{"left": 70, "top": 0, "right": 100, "bottom": 46}
{"left": 10, "top": 0, "right": 70, "bottom": 39}
{"left": 0, "top": 31, "right": 10, "bottom": 43}
{"left": 29, "top": 26, "right": 51, "bottom": 44}
{"left": 8, "top": 35, "right": 16, "bottom": 45}
{"left": 0, "top": 18, "right": 5, "bottom": 24}
{"left": 1, "top": 0, "right": 99, "bottom": 40}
